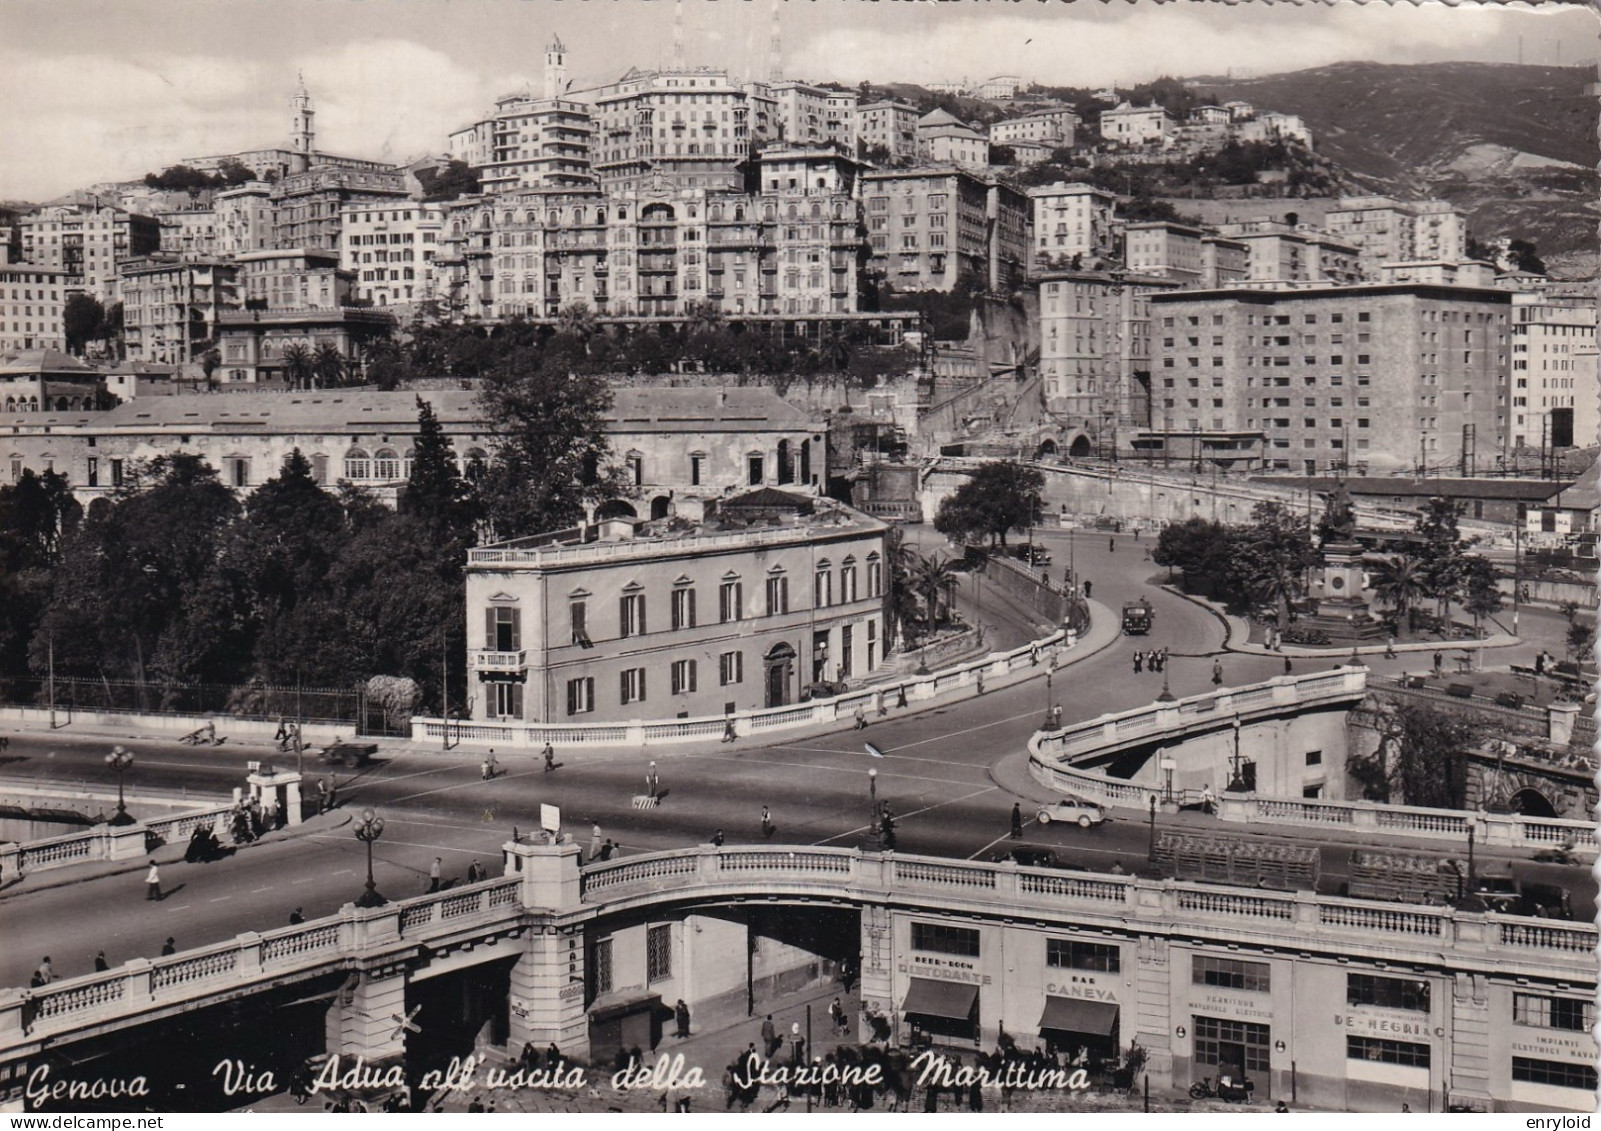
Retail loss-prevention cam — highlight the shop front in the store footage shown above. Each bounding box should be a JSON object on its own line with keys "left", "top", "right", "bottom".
{"left": 900, "top": 978, "right": 979, "bottom": 1046}
{"left": 1039, "top": 996, "right": 1120, "bottom": 1063}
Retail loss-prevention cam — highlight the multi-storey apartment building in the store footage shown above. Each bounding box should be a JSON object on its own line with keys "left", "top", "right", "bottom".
{"left": 856, "top": 100, "right": 919, "bottom": 163}
{"left": 1202, "top": 235, "right": 1249, "bottom": 288}
{"left": 465, "top": 493, "right": 887, "bottom": 724}
{"left": 770, "top": 80, "right": 833, "bottom": 146}
{"left": 1218, "top": 222, "right": 1362, "bottom": 287}
{"left": 1150, "top": 284, "right": 1513, "bottom": 475}
{"left": 268, "top": 166, "right": 413, "bottom": 252}
{"left": 823, "top": 89, "right": 859, "bottom": 151}
{"left": 588, "top": 67, "right": 753, "bottom": 193}
{"left": 214, "top": 184, "right": 275, "bottom": 257}
{"left": 1100, "top": 102, "right": 1174, "bottom": 146}
{"left": 20, "top": 203, "right": 161, "bottom": 304}
{"left": 1323, "top": 196, "right": 1468, "bottom": 275}
{"left": 1028, "top": 182, "right": 1116, "bottom": 272}
{"left": 1036, "top": 270, "right": 1179, "bottom": 430}
{"left": 916, "top": 109, "right": 990, "bottom": 168}
{"left": 1510, "top": 295, "right": 1598, "bottom": 451}
{"left": 989, "top": 108, "right": 1078, "bottom": 148}
{"left": 1124, "top": 221, "right": 1206, "bottom": 285}
{"left": 339, "top": 202, "right": 444, "bottom": 309}
{"left": 1375, "top": 261, "right": 1498, "bottom": 288}
{"left": 118, "top": 257, "right": 240, "bottom": 364}
{"left": 448, "top": 93, "right": 595, "bottom": 193}
{"left": 156, "top": 207, "right": 218, "bottom": 259}
{"left": 0, "top": 265, "right": 70, "bottom": 356}
{"left": 439, "top": 149, "right": 867, "bottom": 320}
{"left": 862, "top": 167, "right": 1029, "bottom": 293}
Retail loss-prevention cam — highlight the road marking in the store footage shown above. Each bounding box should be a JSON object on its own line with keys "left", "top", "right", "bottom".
{"left": 689, "top": 752, "right": 983, "bottom": 786}
{"left": 208, "top": 896, "right": 231, "bottom": 903}
{"left": 331, "top": 869, "right": 353, "bottom": 876}
{"left": 165, "top": 904, "right": 190, "bottom": 911}
{"left": 968, "top": 822, "right": 1035, "bottom": 861}
{"left": 251, "top": 887, "right": 273, "bottom": 893}
{"left": 810, "top": 784, "right": 999, "bottom": 846}
{"left": 290, "top": 877, "right": 318, "bottom": 884}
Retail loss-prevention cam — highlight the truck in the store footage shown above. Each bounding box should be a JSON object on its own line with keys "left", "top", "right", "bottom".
{"left": 1121, "top": 599, "right": 1154, "bottom": 635}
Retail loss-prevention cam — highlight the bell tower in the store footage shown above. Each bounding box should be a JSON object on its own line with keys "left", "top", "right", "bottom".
{"left": 291, "top": 73, "right": 316, "bottom": 174}
{"left": 543, "top": 36, "right": 567, "bottom": 101}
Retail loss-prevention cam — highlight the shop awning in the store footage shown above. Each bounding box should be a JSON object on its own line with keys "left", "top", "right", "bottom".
{"left": 1038, "top": 996, "right": 1119, "bottom": 1037}
{"left": 901, "top": 978, "right": 979, "bottom": 1022}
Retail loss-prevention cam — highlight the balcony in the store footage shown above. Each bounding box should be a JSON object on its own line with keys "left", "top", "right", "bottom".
{"left": 472, "top": 650, "right": 527, "bottom": 671}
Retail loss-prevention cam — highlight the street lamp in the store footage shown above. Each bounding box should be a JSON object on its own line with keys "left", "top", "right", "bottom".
{"left": 868, "top": 767, "right": 877, "bottom": 802}
{"left": 105, "top": 745, "right": 136, "bottom": 826}
{"left": 354, "top": 808, "right": 387, "bottom": 908}
{"left": 1227, "top": 718, "right": 1246, "bottom": 792}
{"left": 1146, "top": 794, "right": 1158, "bottom": 870}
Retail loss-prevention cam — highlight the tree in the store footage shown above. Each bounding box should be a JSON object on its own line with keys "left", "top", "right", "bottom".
{"left": 200, "top": 348, "right": 222, "bottom": 388}
{"left": 476, "top": 350, "right": 618, "bottom": 540}
{"left": 911, "top": 552, "right": 960, "bottom": 633}
{"left": 1228, "top": 501, "right": 1316, "bottom": 627}
{"left": 1152, "top": 517, "right": 1234, "bottom": 595}
{"left": 1413, "top": 497, "right": 1473, "bottom": 618}
{"left": 933, "top": 461, "right": 1044, "bottom": 548}
{"left": 882, "top": 527, "right": 922, "bottom": 649}
{"left": 555, "top": 301, "right": 597, "bottom": 341}
{"left": 1506, "top": 238, "right": 1546, "bottom": 276}
{"left": 1558, "top": 601, "right": 1595, "bottom": 663}
{"left": 399, "top": 397, "right": 479, "bottom": 543}
{"left": 416, "top": 159, "right": 481, "bottom": 203}
{"left": 1369, "top": 554, "right": 1427, "bottom": 627}
{"left": 1460, "top": 556, "right": 1504, "bottom": 635}
{"left": 63, "top": 294, "right": 105, "bottom": 355}
{"left": 1348, "top": 698, "right": 1480, "bottom": 809}
{"left": 280, "top": 343, "right": 313, "bottom": 390}
{"left": 0, "top": 471, "right": 81, "bottom": 693}
{"left": 311, "top": 342, "right": 347, "bottom": 389}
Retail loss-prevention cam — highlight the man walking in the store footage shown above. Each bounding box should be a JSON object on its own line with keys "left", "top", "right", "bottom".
{"left": 1212, "top": 658, "right": 1224, "bottom": 686}
{"left": 161, "top": 938, "right": 177, "bottom": 956}
{"left": 94, "top": 952, "right": 109, "bottom": 972}
{"left": 761, "top": 1014, "right": 779, "bottom": 1058}
{"left": 543, "top": 742, "right": 556, "bottom": 772}
{"left": 853, "top": 704, "right": 867, "bottom": 730}
{"left": 761, "top": 805, "right": 774, "bottom": 838}
{"left": 1083, "top": 579, "right": 1092, "bottom": 600}
{"left": 589, "top": 823, "right": 603, "bottom": 861}
{"left": 145, "top": 859, "right": 162, "bottom": 902}
{"left": 674, "top": 999, "right": 691, "bottom": 1039}
{"left": 428, "top": 857, "right": 443, "bottom": 893}
{"left": 1133, "top": 652, "right": 1143, "bottom": 675}
{"left": 1432, "top": 651, "right": 1443, "bottom": 677}
{"left": 290, "top": 907, "right": 305, "bottom": 925}
{"left": 1010, "top": 803, "right": 1023, "bottom": 838}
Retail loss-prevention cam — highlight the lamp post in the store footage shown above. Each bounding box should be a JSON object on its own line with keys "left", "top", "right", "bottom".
{"left": 1146, "top": 794, "right": 1158, "bottom": 869}
{"left": 1045, "top": 669, "right": 1053, "bottom": 721}
{"left": 1228, "top": 717, "right": 1245, "bottom": 792}
{"left": 868, "top": 767, "right": 878, "bottom": 805}
{"left": 105, "top": 745, "right": 136, "bottom": 826}
{"left": 354, "top": 808, "right": 387, "bottom": 908}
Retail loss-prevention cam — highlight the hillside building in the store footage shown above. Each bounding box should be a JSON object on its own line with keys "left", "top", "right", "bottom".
{"left": 1510, "top": 295, "right": 1598, "bottom": 452}
{"left": 20, "top": 203, "right": 162, "bottom": 304}
{"left": 990, "top": 109, "right": 1078, "bottom": 148}
{"left": 1100, "top": 102, "right": 1174, "bottom": 146}
{"left": 588, "top": 67, "right": 753, "bottom": 193}
{"left": 1323, "top": 197, "right": 1469, "bottom": 276}
{"left": 862, "top": 167, "right": 1029, "bottom": 293}
{"left": 214, "top": 184, "right": 275, "bottom": 257}
{"left": 856, "top": 100, "right": 920, "bottom": 163}
{"left": 118, "top": 257, "right": 240, "bottom": 364}
{"left": 1036, "top": 270, "right": 1179, "bottom": 432}
{"left": 0, "top": 265, "right": 70, "bottom": 357}
{"left": 1028, "top": 183, "right": 1116, "bottom": 273}
{"left": 339, "top": 202, "right": 445, "bottom": 309}
{"left": 1150, "top": 283, "right": 1513, "bottom": 475}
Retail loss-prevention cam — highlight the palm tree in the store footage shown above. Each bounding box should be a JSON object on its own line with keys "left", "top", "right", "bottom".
{"left": 684, "top": 299, "right": 724, "bottom": 337}
{"left": 555, "top": 301, "right": 597, "bottom": 340}
{"left": 280, "top": 343, "right": 313, "bottom": 390}
{"left": 1370, "top": 555, "right": 1427, "bottom": 630}
{"left": 912, "top": 552, "right": 960, "bottom": 634}
{"left": 312, "top": 342, "right": 346, "bottom": 389}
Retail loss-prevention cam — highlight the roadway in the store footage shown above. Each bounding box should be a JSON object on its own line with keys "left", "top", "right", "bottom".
{"left": 0, "top": 531, "right": 1587, "bottom": 988}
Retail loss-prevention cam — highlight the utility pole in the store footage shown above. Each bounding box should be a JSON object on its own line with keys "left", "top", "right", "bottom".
{"left": 441, "top": 632, "right": 449, "bottom": 752}
{"left": 47, "top": 632, "right": 56, "bottom": 730}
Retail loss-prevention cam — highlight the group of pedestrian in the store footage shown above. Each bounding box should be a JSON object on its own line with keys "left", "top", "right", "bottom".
{"left": 480, "top": 750, "right": 500, "bottom": 781}
{"left": 1132, "top": 647, "right": 1169, "bottom": 675}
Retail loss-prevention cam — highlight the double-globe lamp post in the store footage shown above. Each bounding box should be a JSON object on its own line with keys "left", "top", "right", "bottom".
{"left": 105, "top": 745, "right": 136, "bottom": 827}
{"left": 354, "top": 808, "right": 387, "bottom": 908}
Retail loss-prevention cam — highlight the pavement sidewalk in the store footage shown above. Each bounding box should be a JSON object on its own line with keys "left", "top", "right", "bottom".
{"left": 0, "top": 807, "right": 353, "bottom": 900}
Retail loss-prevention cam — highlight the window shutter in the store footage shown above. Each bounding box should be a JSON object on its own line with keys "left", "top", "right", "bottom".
{"left": 688, "top": 660, "right": 697, "bottom": 693}
{"left": 567, "top": 680, "right": 577, "bottom": 716}
{"left": 509, "top": 608, "right": 521, "bottom": 651}
{"left": 509, "top": 684, "right": 523, "bottom": 718}
{"left": 638, "top": 670, "right": 645, "bottom": 701}
{"left": 686, "top": 590, "right": 695, "bottom": 628}
{"left": 485, "top": 608, "right": 496, "bottom": 650}
{"left": 620, "top": 670, "right": 629, "bottom": 702}
{"left": 638, "top": 596, "right": 646, "bottom": 634}
{"left": 620, "top": 595, "right": 629, "bottom": 635}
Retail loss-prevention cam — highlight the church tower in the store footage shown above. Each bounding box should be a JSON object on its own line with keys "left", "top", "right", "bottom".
{"left": 290, "top": 73, "right": 316, "bottom": 174}
{"left": 543, "top": 36, "right": 567, "bottom": 101}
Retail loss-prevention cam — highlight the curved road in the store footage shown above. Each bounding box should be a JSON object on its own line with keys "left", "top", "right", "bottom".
{"left": 0, "top": 532, "right": 1587, "bottom": 987}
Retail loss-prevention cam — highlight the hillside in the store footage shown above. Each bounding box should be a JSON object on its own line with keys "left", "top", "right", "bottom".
{"left": 1192, "top": 61, "right": 1598, "bottom": 271}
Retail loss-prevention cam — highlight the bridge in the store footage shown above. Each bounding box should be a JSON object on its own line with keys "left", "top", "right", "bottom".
{"left": 2, "top": 840, "right": 1594, "bottom": 1113}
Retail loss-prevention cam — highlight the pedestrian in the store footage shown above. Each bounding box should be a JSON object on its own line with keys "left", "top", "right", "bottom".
{"left": 428, "top": 857, "right": 442, "bottom": 893}
{"left": 1083, "top": 579, "right": 1092, "bottom": 599}
{"left": 543, "top": 742, "right": 556, "bottom": 772}
{"left": 896, "top": 684, "right": 907, "bottom": 709}
{"left": 290, "top": 907, "right": 305, "bottom": 925}
{"left": 790, "top": 1021, "right": 804, "bottom": 1065}
{"left": 589, "top": 823, "right": 602, "bottom": 861}
{"left": 830, "top": 996, "right": 847, "bottom": 1035}
{"left": 145, "top": 859, "right": 162, "bottom": 902}
{"left": 315, "top": 777, "right": 328, "bottom": 815}
{"left": 1108, "top": 537, "right": 1115, "bottom": 553}
{"left": 94, "top": 951, "right": 109, "bottom": 973}
{"left": 1010, "top": 802, "right": 1023, "bottom": 839}
{"left": 722, "top": 717, "right": 737, "bottom": 743}
{"left": 1283, "top": 655, "right": 1293, "bottom": 675}
{"left": 646, "top": 761, "right": 659, "bottom": 799}
{"left": 324, "top": 777, "right": 338, "bottom": 812}
{"left": 674, "top": 998, "right": 691, "bottom": 1039}
{"left": 600, "top": 839, "right": 616, "bottom": 861}
{"left": 1535, "top": 651, "right": 1547, "bottom": 675}
{"left": 1030, "top": 645, "right": 1040, "bottom": 667}
{"left": 1385, "top": 636, "right": 1397, "bottom": 660}
{"left": 1201, "top": 783, "right": 1216, "bottom": 815}
{"left": 1432, "top": 651, "right": 1443, "bottom": 677}
{"left": 1275, "top": 1100, "right": 1290, "bottom": 1113}
{"left": 711, "top": 829, "right": 725, "bottom": 847}
{"left": 853, "top": 705, "right": 866, "bottom": 730}
{"left": 975, "top": 670, "right": 985, "bottom": 695}
{"left": 761, "top": 1014, "right": 779, "bottom": 1058}
{"left": 480, "top": 752, "right": 496, "bottom": 781}
{"left": 466, "top": 860, "right": 482, "bottom": 884}
{"left": 761, "top": 805, "right": 773, "bottom": 838}
{"left": 31, "top": 957, "right": 52, "bottom": 987}
{"left": 1133, "top": 652, "right": 1143, "bottom": 675}
{"left": 1048, "top": 704, "right": 1063, "bottom": 729}
{"left": 161, "top": 938, "right": 177, "bottom": 956}
{"left": 1212, "top": 658, "right": 1224, "bottom": 686}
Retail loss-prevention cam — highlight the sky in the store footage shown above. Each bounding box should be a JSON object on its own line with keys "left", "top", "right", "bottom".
{"left": 0, "top": 0, "right": 1593, "bottom": 201}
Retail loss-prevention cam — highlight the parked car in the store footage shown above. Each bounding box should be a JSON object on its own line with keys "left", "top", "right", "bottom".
{"left": 1035, "top": 798, "right": 1107, "bottom": 828}
{"left": 991, "top": 844, "right": 1061, "bottom": 868}
{"left": 1010, "top": 544, "right": 1052, "bottom": 567}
